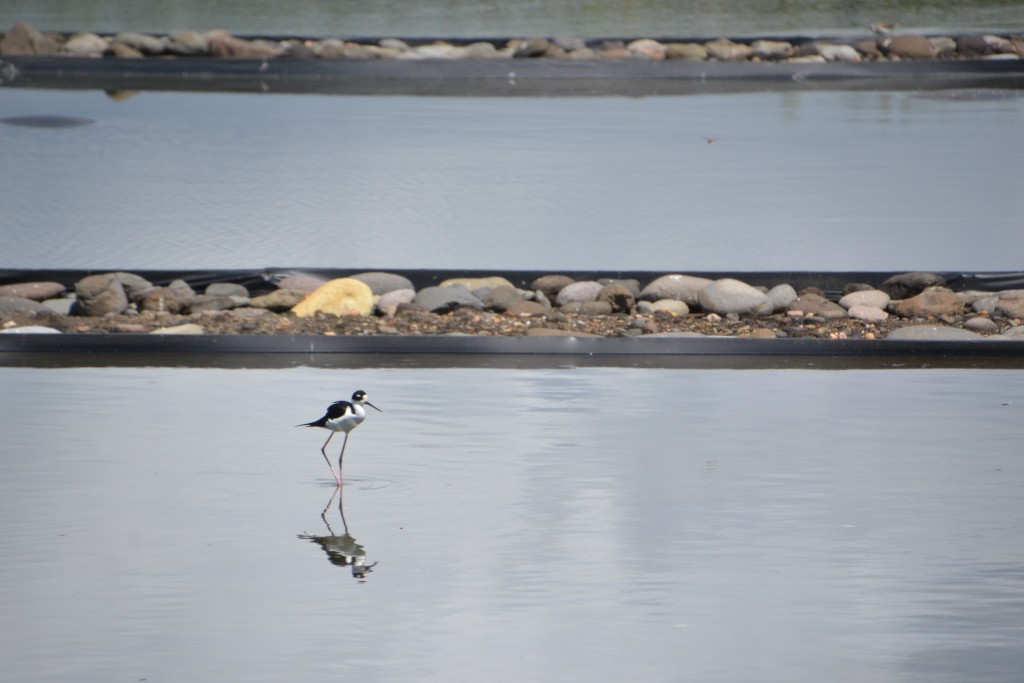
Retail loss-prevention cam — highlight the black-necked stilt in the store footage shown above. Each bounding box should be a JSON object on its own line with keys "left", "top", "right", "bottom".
{"left": 297, "top": 390, "right": 381, "bottom": 486}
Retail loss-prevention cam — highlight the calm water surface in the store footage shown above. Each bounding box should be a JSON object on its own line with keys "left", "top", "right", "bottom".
{"left": 1, "top": 366, "right": 1023, "bottom": 682}
{"left": 4, "top": 88, "right": 1023, "bottom": 272}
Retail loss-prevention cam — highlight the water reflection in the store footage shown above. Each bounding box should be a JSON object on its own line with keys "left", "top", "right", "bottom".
{"left": 298, "top": 487, "right": 377, "bottom": 581}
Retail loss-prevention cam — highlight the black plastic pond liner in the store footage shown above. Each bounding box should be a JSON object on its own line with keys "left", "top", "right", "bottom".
{"left": 1, "top": 332, "right": 1023, "bottom": 371}
{"left": 3, "top": 54, "right": 1024, "bottom": 96}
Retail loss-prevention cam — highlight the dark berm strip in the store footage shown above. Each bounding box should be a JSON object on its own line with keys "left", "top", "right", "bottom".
{"left": 3, "top": 53, "right": 1024, "bottom": 96}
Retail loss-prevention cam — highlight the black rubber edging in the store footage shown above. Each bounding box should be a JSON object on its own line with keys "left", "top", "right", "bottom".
{"left": 2, "top": 331, "right": 1023, "bottom": 365}
{"left": 3, "top": 54, "right": 1024, "bottom": 96}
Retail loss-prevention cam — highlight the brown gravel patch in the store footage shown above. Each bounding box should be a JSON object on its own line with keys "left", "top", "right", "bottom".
{"left": 4, "top": 305, "right": 1012, "bottom": 340}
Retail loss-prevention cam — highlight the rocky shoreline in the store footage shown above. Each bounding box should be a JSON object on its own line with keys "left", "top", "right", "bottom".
{"left": 2, "top": 20, "right": 1022, "bottom": 64}
{"left": 2, "top": 270, "right": 1023, "bottom": 342}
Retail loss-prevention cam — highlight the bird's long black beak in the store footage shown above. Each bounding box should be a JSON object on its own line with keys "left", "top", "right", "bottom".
{"left": 367, "top": 402, "right": 382, "bottom": 413}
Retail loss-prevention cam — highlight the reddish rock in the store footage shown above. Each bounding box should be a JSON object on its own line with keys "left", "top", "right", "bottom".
{"left": 881, "top": 35, "right": 936, "bottom": 59}
{"left": 204, "top": 30, "right": 281, "bottom": 58}
{"left": 787, "top": 293, "right": 847, "bottom": 319}
{"left": 855, "top": 40, "right": 883, "bottom": 59}
{"left": 531, "top": 274, "right": 575, "bottom": 300}
{"left": 139, "top": 287, "right": 185, "bottom": 314}
{"left": 893, "top": 288, "right": 964, "bottom": 318}
{"left": 0, "top": 21, "right": 62, "bottom": 56}
{"left": 598, "top": 283, "right": 636, "bottom": 313}
{"left": 0, "top": 282, "right": 66, "bottom": 301}
{"left": 995, "top": 291, "right": 1024, "bottom": 318}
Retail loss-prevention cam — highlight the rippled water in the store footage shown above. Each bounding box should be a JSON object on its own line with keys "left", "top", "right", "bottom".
{"left": 4, "top": 88, "right": 1023, "bottom": 272}
{"left": 2, "top": 366, "right": 1023, "bottom": 682}
{"left": 7, "top": 0, "right": 1024, "bottom": 37}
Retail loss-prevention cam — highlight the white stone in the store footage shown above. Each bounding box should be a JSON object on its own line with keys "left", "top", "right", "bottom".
{"left": 151, "top": 323, "right": 205, "bottom": 335}
{"left": 839, "top": 289, "right": 891, "bottom": 310}
{"left": 848, "top": 305, "right": 888, "bottom": 323}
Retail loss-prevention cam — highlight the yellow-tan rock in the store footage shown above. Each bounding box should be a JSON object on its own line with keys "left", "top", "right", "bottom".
{"left": 291, "top": 278, "right": 374, "bottom": 317}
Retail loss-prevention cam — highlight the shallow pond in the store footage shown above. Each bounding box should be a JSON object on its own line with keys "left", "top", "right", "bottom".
{"left": 4, "top": 88, "right": 1024, "bottom": 272}
{"left": 2, "top": 365, "right": 1022, "bottom": 682}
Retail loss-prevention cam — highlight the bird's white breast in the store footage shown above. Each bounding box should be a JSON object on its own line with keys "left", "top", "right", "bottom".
{"left": 326, "top": 404, "right": 366, "bottom": 433}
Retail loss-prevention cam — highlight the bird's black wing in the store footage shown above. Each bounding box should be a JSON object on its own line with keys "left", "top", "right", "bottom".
{"left": 325, "top": 401, "right": 352, "bottom": 419}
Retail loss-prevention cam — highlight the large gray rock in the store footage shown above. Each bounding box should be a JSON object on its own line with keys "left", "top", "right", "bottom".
{"left": 756, "top": 284, "right": 798, "bottom": 315}
{"left": 640, "top": 274, "right": 712, "bottom": 305}
{"left": 482, "top": 285, "right": 526, "bottom": 312}
{"left": 0, "top": 296, "right": 50, "bottom": 314}
{"left": 42, "top": 298, "right": 76, "bottom": 315}
{"left": 351, "top": 271, "right": 415, "bottom": 295}
{"left": 75, "top": 274, "right": 128, "bottom": 316}
{"left": 964, "top": 316, "right": 999, "bottom": 333}
{"left": 112, "top": 272, "right": 154, "bottom": 300}
{"left": 376, "top": 289, "right": 417, "bottom": 316}
{"left": 555, "top": 281, "right": 603, "bottom": 307}
{"left": 414, "top": 285, "right": 484, "bottom": 313}
{"left": 698, "top": 279, "right": 768, "bottom": 315}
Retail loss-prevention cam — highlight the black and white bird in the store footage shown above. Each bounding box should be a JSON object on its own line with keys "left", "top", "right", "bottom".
{"left": 297, "top": 390, "right": 381, "bottom": 486}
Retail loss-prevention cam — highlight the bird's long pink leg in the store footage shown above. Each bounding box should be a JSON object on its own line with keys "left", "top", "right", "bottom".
{"left": 320, "top": 432, "right": 342, "bottom": 486}
{"left": 337, "top": 432, "right": 350, "bottom": 486}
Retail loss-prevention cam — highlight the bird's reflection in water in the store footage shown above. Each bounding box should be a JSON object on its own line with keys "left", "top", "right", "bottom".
{"left": 298, "top": 487, "right": 377, "bottom": 581}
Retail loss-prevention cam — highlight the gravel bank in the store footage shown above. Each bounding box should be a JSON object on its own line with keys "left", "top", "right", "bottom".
{"left": 3, "top": 20, "right": 1022, "bottom": 63}
{"left": 2, "top": 270, "right": 1023, "bottom": 342}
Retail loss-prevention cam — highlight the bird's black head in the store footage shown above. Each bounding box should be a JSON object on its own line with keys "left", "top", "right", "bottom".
{"left": 352, "top": 390, "right": 382, "bottom": 412}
